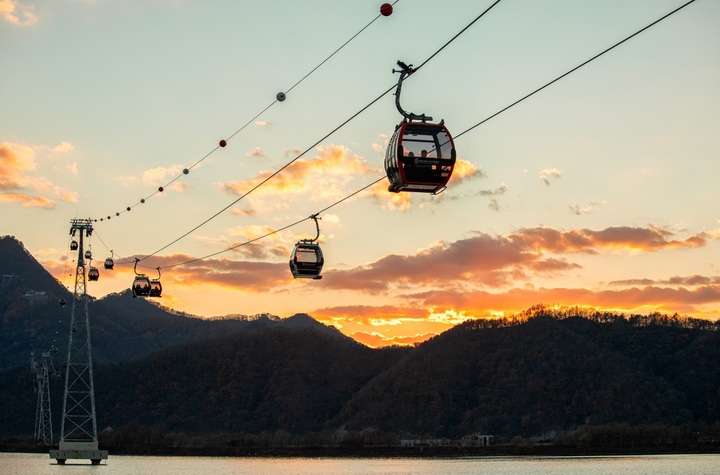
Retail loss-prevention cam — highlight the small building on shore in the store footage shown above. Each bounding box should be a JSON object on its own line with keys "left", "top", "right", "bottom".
{"left": 459, "top": 433, "right": 493, "bottom": 447}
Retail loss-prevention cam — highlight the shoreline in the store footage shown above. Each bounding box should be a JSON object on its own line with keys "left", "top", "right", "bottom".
{"left": 4, "top": 443, "right": 719, "bottom": 459}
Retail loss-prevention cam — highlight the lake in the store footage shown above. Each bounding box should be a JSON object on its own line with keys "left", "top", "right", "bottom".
{"left": 1, "top": 452, "right": 719, "bottom": 474}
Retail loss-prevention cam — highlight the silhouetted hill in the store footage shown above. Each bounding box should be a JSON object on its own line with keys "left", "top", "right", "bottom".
{"left": 3, "top": 310, "right": 717, "bottom": 444}
{"left": 0, "top": 236, "right": 350, "bottom": 368}
{"left": 93, "top": 327, "right": 408, "bottom": 434}
{"left": 335, "top": 314, "right": 720, "bottom": 438}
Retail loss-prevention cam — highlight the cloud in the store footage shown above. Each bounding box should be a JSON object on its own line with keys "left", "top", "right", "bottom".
{"left": 142, "top": 164, "right": 190, "bottom": 192}
{"left": 320, "top": 225, "right": 711, "bottom": 293}
{"left": 246, "top": 146, "right": 264, "bottom": 158}
{"left": 609, "top": 274, "right": 720, "bottom": 287}
{"left": 540, "top": 167, "right": 561, "bottom": 185}
{"left": 407, "top": 284, "right": 720, "bottom": 316}
{"left": 0, "top": 0, "right": 38, "bottom": 26}
{"left": 51, "top": 141, "right": 75, "bottom": 154}
{"left": 569, "top": 201, "right": 606, "bottom": 215}
{"left": 219, "top": 144, "right": 376, "bottom": 205}
{"left": 350, "top": 331, "right": 436, "bottom": 348}
{"left": 448, "top": 159, "right": 485, "bottom": 184}
{"left": 0, "top": 142, "right": 78, "bottom": 207}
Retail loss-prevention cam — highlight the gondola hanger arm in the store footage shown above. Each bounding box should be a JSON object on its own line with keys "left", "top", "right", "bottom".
{"left": 393, "top": 60, "right": 433, "bottom": 123}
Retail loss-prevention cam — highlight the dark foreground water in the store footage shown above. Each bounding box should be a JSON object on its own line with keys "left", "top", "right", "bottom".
{"left": 1, "top": 452, "right": 719, "bottom": 475}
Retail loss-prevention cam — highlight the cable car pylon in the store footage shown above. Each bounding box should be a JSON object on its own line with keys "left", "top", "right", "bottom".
{"left": 50, "top": 218, "right": 108, "bottom": 465}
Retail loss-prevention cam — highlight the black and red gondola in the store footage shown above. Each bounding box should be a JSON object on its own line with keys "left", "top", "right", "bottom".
{"left": 289, "top": 214, "right": 324, "bottom": 280}
{"left": 384, "top": 61, "right": 456, "bottom": 194}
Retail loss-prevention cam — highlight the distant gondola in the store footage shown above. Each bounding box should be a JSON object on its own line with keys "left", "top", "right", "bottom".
{"left": 132, "top": 275, "right": 151, "bottom": 298}
{"left": 104, "top": 257, "right": 114, "bottom": 270}
{"left": 289, "top": 241, "right": 324, "bottom": 280}
{"left": 88, "top": 267, "right": 99, "bottom": 281}
{"left": 70, "top": 240, "right": 78, "bottom": 251}
{"left": 149, "top": 279, "right": 162, "bottom": 297}
{"left": 289, "top": 214, "right": 324, "bottom": 280}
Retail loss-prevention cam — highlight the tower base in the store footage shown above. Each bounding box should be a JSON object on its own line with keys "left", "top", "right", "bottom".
{"left": 50, "top": 441, "right": 108, "bottom": 465}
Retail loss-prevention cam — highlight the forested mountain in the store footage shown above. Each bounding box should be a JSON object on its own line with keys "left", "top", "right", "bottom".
{"left": 2, "top": 308, "right": 718, "bottom": 444}
{"left": 335, "top": 313, "right": 720, "bottom": 438}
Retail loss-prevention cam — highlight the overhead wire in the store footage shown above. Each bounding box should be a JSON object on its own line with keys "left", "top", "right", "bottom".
{"left": 90, "top": 1, "right": 401, "bottom": 224}
{"left": 133, "top": 0, "right": 504, "bottom": 266}
{"left": 148, "top": 0, "right": 696, "bottom": 272}
{"left": 454, "top": 0, "right": 697, "bottom": 140}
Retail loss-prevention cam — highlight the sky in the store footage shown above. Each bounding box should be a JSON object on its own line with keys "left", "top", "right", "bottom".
{"left": 2, "top": 0, "right": 719, "bottom": 347}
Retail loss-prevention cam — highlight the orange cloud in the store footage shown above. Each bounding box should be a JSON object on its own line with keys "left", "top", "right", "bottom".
{"left": 407, "top": 283, "right": 720, "bottom": 316}
{"left": 219, "top": 144, "right": 376, "bottom": 206}
{"left": 319, "top": 226, "right": 711, "bottom": 293}
{"left": 351, "top": 331, "right": 436, "bottom": 348}
{"left": 0, "top": 142, "right": 78, "bottom": 207}
{"left": 0, "top": 0, "right": 38, "bottom": 26}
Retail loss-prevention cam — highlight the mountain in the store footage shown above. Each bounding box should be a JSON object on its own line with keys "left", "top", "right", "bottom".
{"left": 334, "top": 314, "right": 720, "bottom": 438}
{"left": 3, "top": 310, "right": 717, "bottom": 444}
{"left": 0, "top": 236, "right": 349, "bottom": 369}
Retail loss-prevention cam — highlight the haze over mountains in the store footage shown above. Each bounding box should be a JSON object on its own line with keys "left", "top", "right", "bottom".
{"left": 1, "top": 235, "right": 718, "bottom": 443}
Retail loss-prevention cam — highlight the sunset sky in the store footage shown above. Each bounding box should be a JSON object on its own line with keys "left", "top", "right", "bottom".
{"left": 2, "top": 0, "right": 719, "bottom": 346}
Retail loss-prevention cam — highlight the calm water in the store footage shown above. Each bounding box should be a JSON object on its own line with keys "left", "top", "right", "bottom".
{"left": 1, "top": 452, "right": 719, "bottom": 475}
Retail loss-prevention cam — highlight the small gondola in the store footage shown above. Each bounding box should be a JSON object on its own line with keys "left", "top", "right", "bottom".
{"left": 289, "top": 214, "right": 324, "bottom": 280}
{"left": 148, "top": 268, "right": 162, "bottom": 297}
{"left": 70, "top": 240, "right": 78, "bottom": 251}
{"left": 384, "top": 61, "right": 456, "bottom": 194}
{"left": 131, "top": 258, "right": 151, "bottom": 297}
{"left": 149, "top": 279, "right": 162, "bottom": 297}
{"left": 104, "top": 257, "right": 114, "bottom": 270}
{"left": 84, "top": 249, "right": 92, "bottom": 260}
{"left": 88, "top": 267, "right": 99, "bottom": 281}
{"left": 59, "top": 298, "right": 66, "bottom": 307}
{"left": 132, "top": 275, "right": 151, "bottom": 298}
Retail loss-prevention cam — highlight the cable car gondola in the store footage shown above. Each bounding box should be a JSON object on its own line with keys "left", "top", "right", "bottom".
{"left": 104, "top": 250, "right": 114, "bottom": 270}
{"left": 84, "top": 249, "right": 92, "bottom": 260}
{"left": 70, "top": 240, "right": 78, "bottom": 251}
{"left": 289, "top": 214, "right": 324, "bottom": 280}
{"left": 149, "top": 268, "right": 162, "bottom": 297}
{"left": 384, "top": 61, "right": 456, "bottom": 194}
{"left": 88, "top": 267, "right": 99, "bottom": 281}
{"left": 131, "top": 258, "right": 151, "bottom": 298}
{"left": 132, "top": 275, "right": 151, "bottom": 298}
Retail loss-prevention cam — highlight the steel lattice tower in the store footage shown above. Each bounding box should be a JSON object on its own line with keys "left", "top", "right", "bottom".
{"left": 31, "top": 349, "right": 56, "bottom": 445}
{"left": 50, "top": 219, "right": 108, "bottom": 465}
